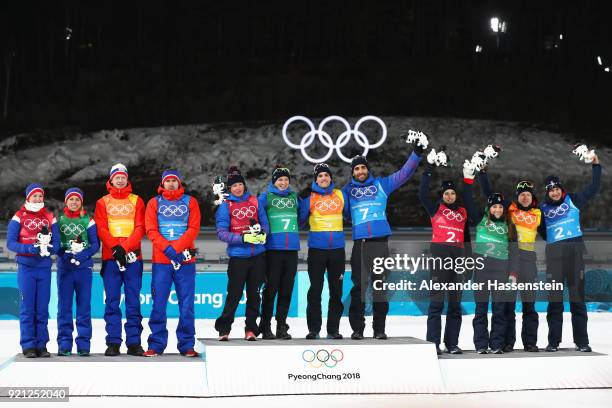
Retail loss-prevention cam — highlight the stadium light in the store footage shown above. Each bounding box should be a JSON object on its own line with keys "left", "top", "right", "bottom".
{"left": 490, "top": 17, "right": 507, "bottom": 33}
{"left": 490, "top": 17, "right": 499, "bottom": 33}
{"left": 475, "top": 45, "right": 483, "bottom": 53}
{"left": 597, "top": 56, "right": 603, "bottom": 66}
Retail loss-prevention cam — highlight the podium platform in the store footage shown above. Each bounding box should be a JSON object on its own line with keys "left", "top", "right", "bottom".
{"left": 0, "top": 339, "right": 610, "bottom": 398}
{"left": 200, "top": 336, "right": 443, "bottom": 396}
{"left": 0, "top": 354, "right": 206, "bottom": 397}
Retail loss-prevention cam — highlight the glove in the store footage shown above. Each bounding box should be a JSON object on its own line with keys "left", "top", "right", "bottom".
{"left": 171, "top": 252, "right": 184, "bottom": 265}
{"left": 112, "top": 245, "right": 127, "bottom": 264}
{"left": 243, "top": 233, "right": 261, "bottom": 245}
{"left": 299, "top": 187, "right": 313, "bottom": 200}
{"left": 25, "top": 244, "right": 38, "bottom": 255}
{"left": 74, "top": 251, "right": 89, "bottom": 263}
{"left": 164, "top": 245, "right": 178, "bottom": 261}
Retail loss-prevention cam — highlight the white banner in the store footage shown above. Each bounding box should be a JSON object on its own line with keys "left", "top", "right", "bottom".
{"left": 201, "top": 337, "right": 444, "bottom": 396}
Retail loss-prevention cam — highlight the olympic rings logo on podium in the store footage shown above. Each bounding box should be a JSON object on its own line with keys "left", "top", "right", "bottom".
{"left": 23, "top": 218, "right": 50, "bottom": 231}
{"left": 544, "top": 203, "right": 569, "bottom": 219}
{"left": 60, "top": 223, "right": 85, "bottom": 235}
{"left": 158, "top": 204, "right": 188, "bottom": 217}
{"left": 282, "top": 115, "right": 387, "bottom": 163}
{"left": 302, "top": 349, "right": 344, "bottom": 368}
{"left": 231, "top": 206, "right": 256, "bottom": 220}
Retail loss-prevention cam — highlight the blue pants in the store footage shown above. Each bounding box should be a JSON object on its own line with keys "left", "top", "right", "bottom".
{"left": 57, "top": 266, "right": 93, "bottom": 352}
{"left": 102, "top": 260, "right": 143, "bottom": 346}
{"left": 17, "top": 264, "right": 51, "bottom": 351}
{"left": 147, "top": 263, "right": 196, "bottom": 354}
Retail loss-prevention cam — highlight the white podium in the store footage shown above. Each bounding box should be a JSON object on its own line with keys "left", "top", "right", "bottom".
{"left": 0, "top": 354, "right": 206, "bottom": 397}
{"left": 199, "top": 337, "right": 444, "bottom": 396}
{"left": 0, "top": 341, "right": 608, "bottom": 398}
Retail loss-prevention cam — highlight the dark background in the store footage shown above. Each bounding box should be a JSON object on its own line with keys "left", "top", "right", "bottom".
{"left": 0, "top": 0, "right": 611, "bottom": 142}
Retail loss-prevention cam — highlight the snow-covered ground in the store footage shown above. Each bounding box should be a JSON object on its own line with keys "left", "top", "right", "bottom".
{"left": 1, "top": 117, "right": 610, "bottom": 227}
{"left": 56, "top": 390, "right": 612, "bottom": 408}
{"left": 1, "top": 313, "right": 610, "bottom": 407}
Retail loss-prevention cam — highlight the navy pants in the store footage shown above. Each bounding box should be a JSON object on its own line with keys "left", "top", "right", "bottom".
{"left": 102, "top": 260, "right": 144, "bottom": 347}
{"left": 147, "top": 263, "right": 196, "bottom": 354}
{"left": 503, "top": 255, "right": 539, "bottom": 348}
{"left": 215, "top": 253, "right": 266, "bottom": 334}
{"left": 57, "top": 266, "right": 93, "bottom": 352}
{"left": 426, "top": 243, "right": 463, "bottom": 349}
{"left": 306, "top": 248, "right": 345, "bottom": 334}
{"left": 18, "top": 264, "right": 51, "bottom": 351}
{"left": 349, "top": 238, "right": 389, "bottom": 333}
{"left": 261, "top": 250, "right": 298, "bottom": 328}
{"left": 546, "top": 242, "right": 589, "bottom": 347}
{"left": 472, "top": 258, "right": 508, "bottom": 350}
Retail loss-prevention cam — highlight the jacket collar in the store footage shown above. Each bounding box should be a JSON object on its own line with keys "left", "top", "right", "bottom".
{"left": 106, "top": 180, "right": 133, "bottom": 199}
{"left": 311, "top": 180, "right": 335, "bottom": 195}
{"left": 267, "top": 182, "right": 292, "bottom": 197}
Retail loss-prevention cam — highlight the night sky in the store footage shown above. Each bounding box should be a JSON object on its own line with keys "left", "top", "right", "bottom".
{"left": 1, "top": 0, "right": 611, "bottom": 141}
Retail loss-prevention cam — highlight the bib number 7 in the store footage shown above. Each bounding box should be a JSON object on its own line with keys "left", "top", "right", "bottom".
{"left": 358, "top": 208, "right": 369, "bottom": 221}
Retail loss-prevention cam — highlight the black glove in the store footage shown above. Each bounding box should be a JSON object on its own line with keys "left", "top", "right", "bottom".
{"left": 112, "top": 245, "right": 127, "bottom": 266}
{"left": 299, "top": 187, "right": 313, "bottom": 200}
{"left": 413, "top": 144, "right": 425, "bottom": 156}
